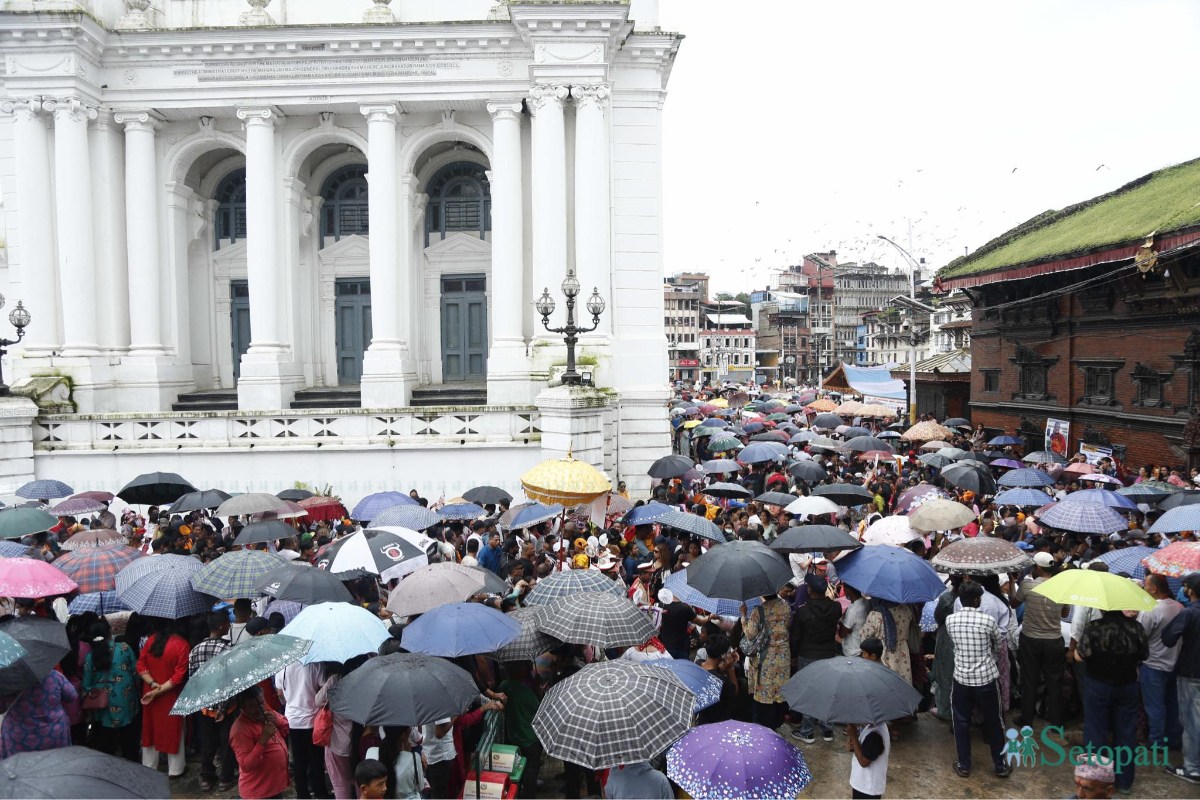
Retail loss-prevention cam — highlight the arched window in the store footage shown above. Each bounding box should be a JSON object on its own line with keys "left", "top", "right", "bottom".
{"left": 426, "top": 161, "right": 491, "bottom": 244}
{"left": 213, "top": 168, "right": 247, "bottom": 249}
{"left": 320, "top": 165, "right": 369, "bottom": 243}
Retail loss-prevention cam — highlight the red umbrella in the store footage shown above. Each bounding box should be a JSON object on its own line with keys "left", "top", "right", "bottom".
{"left": 297, "top": 496, "right": 348, "bottom": 523}
{"left": 1062, "top": 462, "right": 1096, "bottom": 477}
{"left": 857, "top": 450, "right": 897, "bottom": 461}
{"left": 698, "top": 403, "right": 718, "bottom": 415}
{"left": 54, "top": 546, "right": 141, "bottom": 594}
{"left": 1142, "top": 541, "right": 1200, "bottom": 578}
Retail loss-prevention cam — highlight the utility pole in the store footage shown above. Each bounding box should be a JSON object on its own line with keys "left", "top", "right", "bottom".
{"left": 877, "top": 235, "right": 921, "bottom": 424}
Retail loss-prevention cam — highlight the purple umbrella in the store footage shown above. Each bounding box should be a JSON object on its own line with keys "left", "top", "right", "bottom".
{"left": 990, "top": 458, "right": 1022, "bottom": 470}
{"left": 47, "top": 497, "right": 106, "bottom": 516}
{"left": 894, "top": 483, "right": 951, "bottom": 515}
{"left": 667, "top": 721, "right": 812, "bottom": 800}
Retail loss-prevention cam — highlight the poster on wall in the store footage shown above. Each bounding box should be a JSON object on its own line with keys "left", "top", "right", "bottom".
{"left": 1079, "top": 443, "right": 1113, "bottom": 465}
{"left": 1045, "top": 418, "right": 1070, "bottom": 457}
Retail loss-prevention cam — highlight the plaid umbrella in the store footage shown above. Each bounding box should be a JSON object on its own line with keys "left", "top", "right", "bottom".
{"left": 115, "top": 554, "right": 211, "bottom": 618}
{"left": 0, "top": 541, "right": 31, "bottom": 559}
{"left": 60, "top": 529, "right": 126, "bottom": 551}
{"left": 191, "top": 549, "right": 289, "bottom": 598}
{"left": 0, "top": 558, "right": 77, "bottom": 599}
{"left": 370, "top": 504, "right": 440, "bottom": 531}
{"left": 1148, "top": 505, "right": 1200, "bottom": 534}
{"left": 1096, "top": 545, "right": 1161, "bottom": 580}
{"left": 15, "top": 480, "right": 73, "bottom": 501}
{"left": 1142, "top": 541, "right": 1200, "bottom": 578}
{"left": 532, "top": 661, "right": 694, "bottom": 770}
{"left": 351, "top": 492, "right": 416, "bottom": 522}
{"left": 171, "top": 635, "right": 312, "bottom": 716}
{"left": 998, "top": 468, "right": 1056, "bottom": 488}
{"left": 1038, "top": 501, "right": 1126, "bottom": 535}
{"left": 658, "top": 510, "right": 726, "bottom": 543}
{"left": 993, "top": 488, "right": 1055, "bottom": 507}
{"left": 931, "top": 537, "right": 1032, "bottom": 576}
{"left": 68, "top": 591, "right": 130, "bottom": 615}
{"left": 1022, "top": 450, "right": 1068, "bottom": 465}
{"left": 47, "top": 497, "right": 105, "bottom": 516}
{"left": 0, "top": 508, "right": 58, "bottom": 541}
{"left": 263, "top": 599, "right": 305, "bottom": 625}
{"left": 116, "top": 472, "right": 196, "bottom": 505}
{"left": 492, "top": 607, "right": 562, "bottom": 662}
{"left": 1063, "top": 489, "right": 1138, "bottom": 510}
{"left": 534, "top": 593, "right": 655, "bottom": 648}
{"left": 524, "top": 569, "right": 627, "bottom": 606}
{"left": 54, "top": 546, "right": 141, "bottom": 594}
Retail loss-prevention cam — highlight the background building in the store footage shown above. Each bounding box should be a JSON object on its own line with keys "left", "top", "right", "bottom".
{"left": 665, "top": 272, "right": 707, "bottom": 383}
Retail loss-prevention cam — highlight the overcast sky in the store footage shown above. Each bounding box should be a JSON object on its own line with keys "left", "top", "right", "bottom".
{"left": 657, "top": 0, "right": 1200, "bottom": 292}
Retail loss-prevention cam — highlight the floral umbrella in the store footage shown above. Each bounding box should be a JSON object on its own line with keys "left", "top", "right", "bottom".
{"left": 805, "top": 398, "right": 838, "bottom": 412}
{"left": 931, "top": 537, "right": 1033, "bottom": 575}
{"left": 834, "top": 400, "right": 865, "bottom": 416}
{"left": 521, "top": 453, "right": 612, "bottom": 506}
{"left": 858, "top": 403, "right": 897, "bottom": 419}
{"left": 901, "top": 421, "right": 955, "bottom": 442}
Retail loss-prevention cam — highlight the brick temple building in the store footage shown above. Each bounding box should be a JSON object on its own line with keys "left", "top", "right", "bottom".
{"left": 937, "top": 157, "right": 1200, "bottom": 470}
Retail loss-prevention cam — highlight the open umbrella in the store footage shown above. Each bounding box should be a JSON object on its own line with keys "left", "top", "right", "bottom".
{"left": 701, "top": 459, "right": 742, "bottom": 475}
{"left": 1022, "top": 450, "right": 1068, "bottom": 465}
{"left": 707, "top": 437, "right": 743, "bottom": 453}
{"left": 0, "top": 542, "right": 30, "bottom": 559}
{"left": 782, "top": 495, "right": 840, "bottom": 518}
{"left": 770, "top": 525, "right": 861, "bottom": 553}
{"left": 624, "top": 502, "right": 675, "bottom": 526}
{"left": 647, "top": 658, "right": 724, "bottom": 712}
{"left": 939, "top": 462, "right": 997, "bottom": 496}
{"left": 15, "top": 480, "right": 73, "bottom": 501}
{"left": 667, "top": 721, "right": 812, "bottom": 800}
{"left": 214, "top": 493, "right": 289, "bottom": 518}
{"left": 255, "top": 564, "right": 353, "bottom": 605}
{"left": 68, "top": 591, "right": 129, "bottom": 616}
{"left": 165, "top": 489, "right": 232, "bottom": 515}
{"left": 46, "top": 497, "right": 106, "bottom": 516}
{"left": 253, "top": 500, "right": 308, "bottom": 522}
{"left": 942, "top": 417, "right": 971, "bottom": 429}
{"left": 328, "top": 652, "right": 479, "bottom": 726}
{"left": 115, "top": 554, "right": 210, "bottom": 618}
{"left": 788, "top": 462, "right": 829, "bottom": 485}
{"left": 370, "top": 504, "right": 441, "bottom": 531}
{"left": 1118, "top": 481, "right": 1180, "bottom": 502}
{"left": 0, "top": 616, "right": 68, "bottom": 694}
{"left": 755, "top": 491, "right": 798, "bottom": 507}
{"left": 401, "top": 602, "right": 522, "bottom": 657}
{"left": 297, "top": 495, "right": 349, "bottom": 523}
{"left": 1147, "top": 505, "right": 1200, "bottom": 535}
{"left": 232, "top": 519, "right": 300, "bottom": 547}
{"left": 71, "top": 490, "right": 114, "bottom": 504}
{"left": 53, "top": 546, "right": 140, "bottom": 594}
{"left": 997, "top": 468, "right": 1055, "bottom": 488}
{"left": 437, "top": 502, "right": 485, "bottom": 522}
{"left": 116, "top": 472, "right": 195, "bottom": 505}
{"left": 191, "top": 549, "right": 289, "bottom": 598}
{"left": 988, "top": 435, "right": 1023, "bottom": 446}
{"left": 525, "top": 570, "right": 627, "bottom": 606}
{"left": 931, "top": 538, "right": 1032, "bottom": 575}
{"left": 862, "top": 516, "right": 920, "bottom": 547}
{"left": 843, "top": 436, "right": 894, "bottom": 453}
{"left": 264, "top": 599, "right": 305, "bottom": 626}
{"left": 662, "top": 569, "right": 761, "bottom": 617}
{"left": 1095, "top": 546, "right": 1162, "bottom": 582}
{"left": 1062, "top": 488, "right": 1138, "bottom": 510}
{"left": 315, "top": 528, "right": 426, "bottom": 576}
{"left": 506, "top": 503, "right": 565, "bottom": 530}
{"left": 277, "top": 488, "right": 315, "bottom": 501}
{"left": 533, "top": 661, "right": 695, "bottom": 770}
{"left": 901, "top": 421, "right": 954, "bottom": 442}
{"left": 60, "top": 528, "right": 126, "bottom": 551}
{"left": 0, "top": 508, "right": 57, "bottom": 541}
{"left": 918, "top": 453, "right": 953, "bottom": 470}
{"left": 0, "top": 746, "right": 169, "bottom": 799}
{"left": 350, "top": 492, "right": 416, "bottom": 522}
{"left": 685, "top": 541, "right": 791, "bottom": 601}
{"left": 811, "top": 413, "right": 843, "bottom": 429}
{"left": 811, "top": 483, "right": 874, "bottom": 507}
{"left": 1032, "top": 570, "right": 1155, "bottom": 611}
{"left": 521, "top": 454, "right": 612, "bottom": 506}
{"left": 279, "top": 602, "right": 390, "bottom": 664}
{"left": 894, "top": 483, "right": 953, "bottom": 514}
{"left": 535, "top": 593, "right": 655, "bottom": 648}
{"left": 704, "top": 482, "right": 752, "bottom": 500}
{"left": 385, "top": 562, "right": 505, "bottom": 617}
{"left": 784, "top": 656, "right": 922, "bottom": 724}
{"left": 907, "top": 498, "right": 976, "bottom": 532}
{"left": 492, "top": 606, "right": 562, "bottom": 662}
{"left": 1141, "top": 541, "right": 1200, "bottom": 578}
{"left": 462, "top": 485, "right": 512, "bottom": 505}
{"left": 0, "top": 558, "right": 76, "bottom": 599}
{"left": 919, "top": 440, "right": 953, "bottom": 452}
{"left": 738, "top": 442, "right": 788, "bottom": 464}
{"left": 1038, "top": 501, "right": 1126, "bottom": 535}
{"left": 0, "top": 633, "right": 26, "bottom": 671}
{"left": 993, "top": 488, "right": 1055, "bottom": 507}
{"left": 648, "top": 454, "right": 696, "bottom": 479}
{"left": 657, "top": 510, "right": 726, "bottom": 543}
{"left": 835, "top": 545, "right": 946, "bottom": 603}
{"left": 171, "top": 634, "right": 312, "bottom": 716}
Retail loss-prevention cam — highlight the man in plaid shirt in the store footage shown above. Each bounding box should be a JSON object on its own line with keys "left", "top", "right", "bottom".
{"left": 945, "top": 581, "right": 1013, "bottom": 780}
{"left": 189, "top": 611, "right": 236, "bottom": 791}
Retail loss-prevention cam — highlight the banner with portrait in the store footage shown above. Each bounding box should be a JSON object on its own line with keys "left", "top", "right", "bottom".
{"left": 1045, "top": 418, "right": 1070, "bottom": 457}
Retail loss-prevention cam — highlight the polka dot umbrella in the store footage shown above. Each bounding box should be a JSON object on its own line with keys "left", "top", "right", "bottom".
{"left": 667, "top": 720, "right": 812, "bottom": 800}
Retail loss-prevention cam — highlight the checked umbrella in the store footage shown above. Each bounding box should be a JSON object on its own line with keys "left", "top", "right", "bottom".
{"left": 191, "top": 549, "right": 290, "bottom": 599}
{"left": 116, "top": 555, "right": 211, "bottom": 619}
{"left": 53, "top": 546, "right": 141, "bottom": 594}
{"left": 491, "top": 607, "right": 562, "bottom": 663}
{"left": 534, "top": 593, "right": 655, "bottom": 649}
{"left": 524, "top": 570, "right": 627, "bottom": 606}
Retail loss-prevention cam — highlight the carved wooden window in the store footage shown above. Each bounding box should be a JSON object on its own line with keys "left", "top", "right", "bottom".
{"left": 1075, "top": 359, "right": 1124, "bottom": 407}
{"left": 1131, "top": 363, "right": 1171, "bottom": 408}
{"left": 982, "top": 370, "right": 999, "bottom": 393}
{"left": 1011, "top": 344, "right": 1057, "bottom": 401}
{"left": 213, "top": 168, "right": 247, "bottom": 249}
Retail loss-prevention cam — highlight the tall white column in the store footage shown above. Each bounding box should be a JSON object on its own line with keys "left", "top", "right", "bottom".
{"left": 235, "top": 107, "right": 304, "bottom": 410}
{"left": 114, "top": 111, "right": 164, "bottom": 354}
{"left": 90, "top": 109, "right": 130, "bottom": 353}
{"left": 0, "top": 99, "right": 60, "bottom": 356}
{"left": 486, "top": 101, "right": 533, "bottom": 405}
{"left": 571, "top": 84, "right": 613, "bottom": 339}
{"left": 49, "top": 96, "right": 100, "bottom": 357}
{"left": 527, "top": 85, "right": 569, "bottom": 326}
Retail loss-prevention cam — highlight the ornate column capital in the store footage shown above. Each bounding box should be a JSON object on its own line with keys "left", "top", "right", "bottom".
{"left": 0, "top": 97, "right": 45, "bottom": 122}
{"left": 44, "top": 96, "right": 98, "bottom": 124}
{"left": 236, "top": 107, "right": 281, "bottom": 128}
{"left": 360, "top": 104, "right": 400, "bottom": 124}
{"left": 527, "top": 84, "right": 570, "bottom": 115}
{"left": 487, "top": 101, "right": 524, "bottom": 121}
{"left": 113, "top": 110, "right": 162, "bottom": 132}
{"left": 570, "top": 84, "right": 611, "bottom": 109}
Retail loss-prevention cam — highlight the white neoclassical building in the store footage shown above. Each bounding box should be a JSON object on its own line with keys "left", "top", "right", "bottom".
{"left": 0, "top": 0, "right": 678, "bottom": 501}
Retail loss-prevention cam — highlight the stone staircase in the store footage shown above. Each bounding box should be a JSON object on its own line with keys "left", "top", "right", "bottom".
{"left": 289, "top": 387, "right": 362, "bottom": 410}
{"left": 170, "top": 390, "right": 238, "bottom": 412}
{"left": 410, "top": 384, "right": 487, "bottom": 407}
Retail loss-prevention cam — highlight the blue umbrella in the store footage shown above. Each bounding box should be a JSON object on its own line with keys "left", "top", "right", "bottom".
{"left": 351, "top": 492, "right": 416, "bottom": 522}
{"left": 15, "top": 480, "right": 73, "bottom": 501}
{"left": 508, "top": 503, "right": 564, "bottom": 530}
{"left": 400, "top": 602, "right": 521, "bottom": 657}
{"left": 438, "top": 502, "right": 485, "bottom": 522}
{"left": 1061, "top": 489, "right": 1138, "bottom": 510}
{"left": 1095, "top": 546, "right": 1182, "bottom": 595}
{"left": 0, "top": 541, "right": 31, "bottom": 558}
{"left": 739, "top": 442, "right": 788, "bottom": 464}
{"left": 788, "top": 432, "right": 816, "bottom": 445}
{"left": 1038, "top": 501, "right": 1127, "bottom": 535}
{"left": 993, "top": 488, "right": 1054, "bottom": 507}
{"left": 698, "top": 419, "right": 728, "bottom": 429}
{"left": 877, "top": 431, "right": 901, "bottom": 440}
{"left": 625, "top": 502, "right": 674, "bottom": 526}
{"left": 370, "top": 504, "right": 440, "bottom": 531}
{"left": 997, "top": 468, "right": 1056, "bottom": 488}
{"left": 743, "top": 422, "right": 765, "bottom": 434}
{"left": 662, "top": 569, "right": 761, "bottom": 617}
{"left": 701, "top": 459, "right": 742, "bottom": 475}
{"left": 68, "top": 591, "right": 130, "bottom": 616}
{"left": 648, "top": 658, "right": 723, "bottom": 712}
{"left": 988, "top": 436, "right": 1024, "bottom": 446}
{"left": 115, "top": 554, "right": 211, "bottom": 619}
{"left": 1148, "top": 504, "right": 1200, "bottom": 534}
{"left": 658, "top": 510, "right": 727, "bottom": 543}
{"left": 835, "top": 546, "right": 946, "bottom": 603}
{"left": 280, "top": 602, "right": 391, "bottom": 664}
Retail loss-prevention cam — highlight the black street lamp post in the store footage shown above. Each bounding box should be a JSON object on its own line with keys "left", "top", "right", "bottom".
{"left": 0, "top": 296, "right": 31, "bottom": 397}
{"left": 536, "top": 269, "right": 605, "bottom": 386}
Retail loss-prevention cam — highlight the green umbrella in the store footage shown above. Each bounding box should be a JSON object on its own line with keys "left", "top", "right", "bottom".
{"left": 709, "top": 437, "right": 743, "bottom": 452}
{"left": 766, "top": 413, "right": 790, "bottom": 422}
{"left": 1032, "top": 570, "right": 1155, "bottom": 612}
{"left": 0, "top": 508, "right": 58, "bottom": 541}
{"left": 170, "top": 634, "right": 312, "bottom": 716}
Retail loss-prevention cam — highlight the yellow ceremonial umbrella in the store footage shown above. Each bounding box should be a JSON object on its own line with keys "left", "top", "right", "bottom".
{"left": 710, "top": 398, "right": 729, "bottom": 408}
{"left": 805, "top": 398, "right": 837, "bottom": 412}
{"left": 521, "top": 453, "right": 612, "bottom": 506}
{"left": 683, "top": 420, "right": 703, "bottom": 429}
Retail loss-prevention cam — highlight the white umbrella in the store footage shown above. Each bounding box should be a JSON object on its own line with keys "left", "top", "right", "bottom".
{"left": 370, "top": 526, "right": 436, "bottom": 581}
{"left": 862, "top": 515, "right": 920, "bottom": 546}
{"left": 783, "top": 496, "right": 841, "bottom": 517}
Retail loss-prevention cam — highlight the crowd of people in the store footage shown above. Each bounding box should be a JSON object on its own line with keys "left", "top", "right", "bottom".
{"left": 1, "top": 380, "right": 1199, "bottom": 800}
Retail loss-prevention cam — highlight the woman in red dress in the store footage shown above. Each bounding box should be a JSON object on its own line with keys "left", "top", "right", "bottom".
{"left": 135, "top": 620, "right": 190, "bottom": 778}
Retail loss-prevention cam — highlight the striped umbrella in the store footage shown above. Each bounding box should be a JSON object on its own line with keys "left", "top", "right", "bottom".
{"left": 54, "top": 546, "right": 141, "bottom": 594}
{"left": 1038, "top": 501, "right": 1127, "bottom": 535}
{"left": 190, "top": 549, "right": 290, "bottom": 599}
{"left": 116, "top": 555, "right": 211, "bottom": 619}
{"left": 534, "top": 593, "right": 655, "bottom": 649}
{"left": 1142, "top": 541, "right": 1200, "bottom": 578}
{"left": 15, "top": 480, "right": 73, "bottom": 500}
{"left": 491, "top": 607, "right": 562, "bottom": 662}
{"left": 525, "top": 570, "right": 627, "bottom": 606}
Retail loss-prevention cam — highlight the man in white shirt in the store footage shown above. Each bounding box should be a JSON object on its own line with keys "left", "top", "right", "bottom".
{"left": 846, "top": 721, "right": 890, "bottom": 800}
{"left": 275, "top": 661, "right": 329, "bottom": 798}
{"left": 421, "top": 718, "right": 456, "bottom": 799}
{"left": 840, "top": 584, "right": 870, "bottom": 657}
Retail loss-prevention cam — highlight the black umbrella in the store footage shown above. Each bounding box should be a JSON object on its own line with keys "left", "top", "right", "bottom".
{"left": 812, "top": 413, "right": 843, "bottom": 429}
{"left": 647, "top": 455, "right": 696, "bottom": 480}
{"left": 255, "top": 563, "right": 353, "bottom": 604}
{"left": 953, "top": 451, "right": 990, "bottom": 463}
{"left": 940, "top": 462, "right": 998, "bottom": 496}
{"left": 0, "top": 617, "right": 68, "bottom": 694}
{"left": 685, "top": 541, "right": 792, "bottom": 601}
{"left": 943, "top": 417, "right": 972, "bottom": 429}
{"left": 1160, "top": 490, "right": 1200, "bottom": 510}
{"left": 0, "top": 746, "right": 169, "bottom": 799}
{"left": 811, "top": 483, "right": 874, "bottom": 507}
{"left": 328, "top": 652, "right": 479, "bottom": 726}
{"left": 462, "top": 485, "right": 513, "bottom": 505}
{"left": 783, "top": 656, "right": 922, "bottom": 725}
{"left": 277, "top": 488, "right": 315, "bottom": 501}
{"left": 918, "top": 453, "right": 953, "bottom": 469}
{"left": 789, "top": 462, "right": 828, "bottom": 484}
{"left": 116, "top": 472, "right": 196, "bottom": 505}
{"left": 770, "top": 525, "right": 862, "bottom": 554}
{"left": 658, "top": 510, "right": 727, "bottom": 543}
{"left": 166, "top": 488, "right": 231, "bottom": 515}
{"left": 842, "top": 426, "right": 872, "bottom": 439}
{"left": 705, "top": 482, "right": 753, "bottom": 499}
{"left": 843, "top": 436, "right": 895, "bottom": 453}
{"left": 233, "top": 519, "right": 301, "bottom": 547}
{"left": 756, "top": 491, "right": 798, "bottom": 507}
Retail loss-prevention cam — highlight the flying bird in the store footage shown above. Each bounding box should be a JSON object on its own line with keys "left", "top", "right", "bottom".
{"left": 1011, "top": 167, "right": 1018, "bottom": 173}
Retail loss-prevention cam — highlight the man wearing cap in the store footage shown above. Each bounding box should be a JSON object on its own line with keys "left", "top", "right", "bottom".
{"left": 1016, "top": 552, "right": 1067, "bottom": 729}
{"left": 1071, "top": 753, "right": 1116, "bottom": 799}
{"left": 1162, "top": 572, "right": 1200, "bottom": 784}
